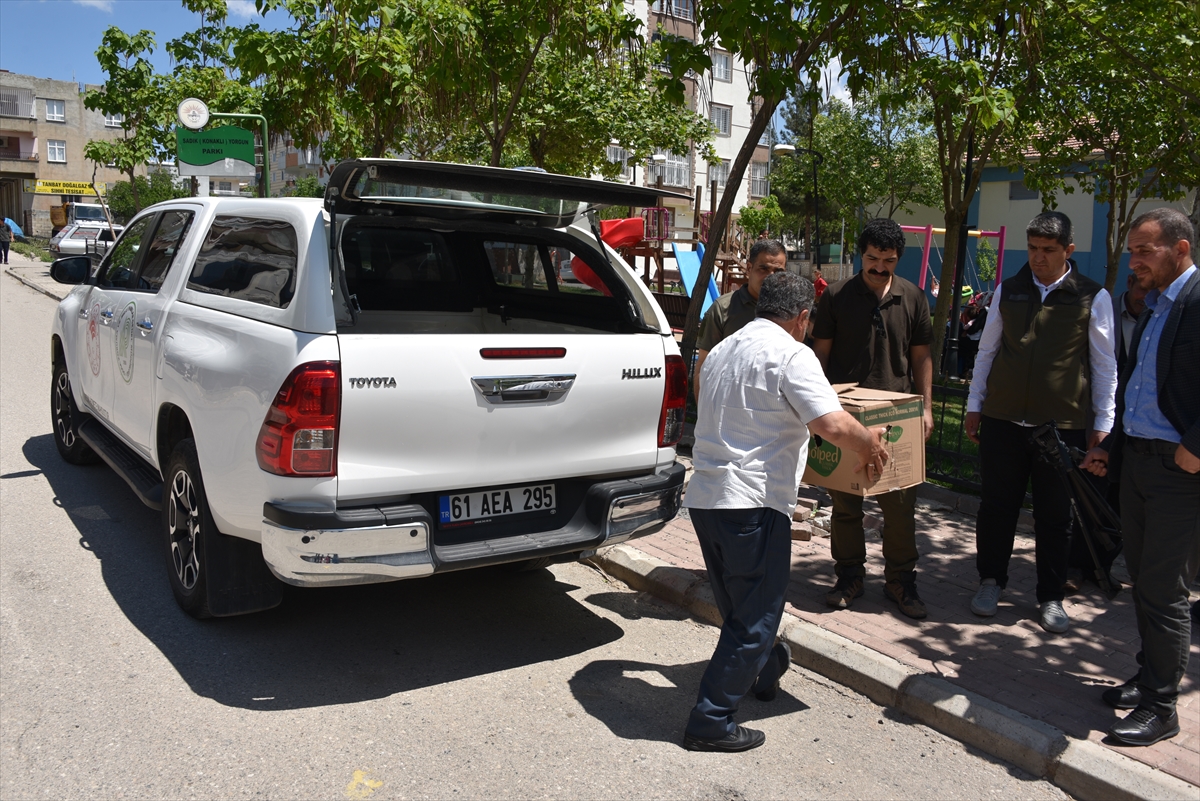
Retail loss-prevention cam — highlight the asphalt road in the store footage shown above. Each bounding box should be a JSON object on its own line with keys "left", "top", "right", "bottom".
{"left": 1, "top": 271, "right": 1068, "bottom": 800}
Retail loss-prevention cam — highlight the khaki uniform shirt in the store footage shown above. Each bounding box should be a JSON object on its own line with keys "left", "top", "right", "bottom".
{"left": 697, "top": 285, "right": 757, "bottom": 352}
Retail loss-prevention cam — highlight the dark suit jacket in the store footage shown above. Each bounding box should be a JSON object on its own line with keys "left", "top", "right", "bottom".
{"left": 1107, "top": 267, "right": 1200, "bottom": 474}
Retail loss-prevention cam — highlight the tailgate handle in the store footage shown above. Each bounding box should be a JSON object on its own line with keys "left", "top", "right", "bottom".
{"left": 472, "top": 374, "right": 576, "bottom": 404}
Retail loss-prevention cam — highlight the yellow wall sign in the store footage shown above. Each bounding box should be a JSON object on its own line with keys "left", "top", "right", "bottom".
{"left": 22, "top": 179, "right": 103, "bottom": 196}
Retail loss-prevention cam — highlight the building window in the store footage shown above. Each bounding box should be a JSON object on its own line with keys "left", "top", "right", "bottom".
{"left": 606, "top": 144, "right": 632, "bottom": 180}
{"left": 1009, "top": 181, "right": 1038, "bottom": 201}
{"left": 46, "top": 99, "right": 66, "bottom": 122}
{"left": 749, "top": 162, "right": 769, "bottom": 197}
{"left": 652, "top": 0, "right": 694, "bottom": 21}
{"left": 711, "top": 51, "right": 732, "bottom": 82}
{"left": 708, "top": 160, "right": 730, "bottom": 188}
{"left": 650, "top": 151, "right": 691, "bottom": 188}
{"left": 104, "top": 113, "right": 124, "bottom": 127}
{"left": 0, "top": 87, "right": 35, "bottom": 118}
{"left": 710, "top": 104, "right": 732, "bottom": 137}
{"left": 47, "top": 139, "right": 67, "bottom": 163}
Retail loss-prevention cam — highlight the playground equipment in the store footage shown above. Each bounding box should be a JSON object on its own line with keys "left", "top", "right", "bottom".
{"left": 901, "top": 224, "right": 1007, "bottom": 293}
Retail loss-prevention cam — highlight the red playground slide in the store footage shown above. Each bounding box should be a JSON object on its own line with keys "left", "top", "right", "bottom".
{"left": 569, "top": 218, "right": 644, "bottom": 295}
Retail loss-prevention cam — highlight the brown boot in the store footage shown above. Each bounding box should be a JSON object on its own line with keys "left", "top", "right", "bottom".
{"left": 825, "top": 574, "right": 864, "bottom": 609}
{"left": 885, "top": 576, "right": 927, "bottom": 619}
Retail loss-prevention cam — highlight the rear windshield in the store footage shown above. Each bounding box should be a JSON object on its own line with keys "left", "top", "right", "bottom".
{"left": 340, "top": 223, "right": 635, "bottom": 330}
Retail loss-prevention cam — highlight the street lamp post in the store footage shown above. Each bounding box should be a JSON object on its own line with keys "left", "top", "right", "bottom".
{"left": 788, "top": 145, "right": 822, "bottom": 272}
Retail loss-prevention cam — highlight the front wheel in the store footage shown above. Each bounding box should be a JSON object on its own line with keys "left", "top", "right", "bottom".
{"left": 162, "top": 439, "right": 214, "bottom": 619}
{"left": 51, "top": 361, "right": 99, "bottom": 465}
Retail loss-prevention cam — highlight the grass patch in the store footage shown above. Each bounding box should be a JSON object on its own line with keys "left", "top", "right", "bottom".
{"left": 11, "top": 241, "right": 53, "bottom": 263}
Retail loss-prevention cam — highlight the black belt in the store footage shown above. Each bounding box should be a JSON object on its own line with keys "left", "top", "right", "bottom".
{"left": 1126, "top": 436, "right": 1179, "bottom": 456}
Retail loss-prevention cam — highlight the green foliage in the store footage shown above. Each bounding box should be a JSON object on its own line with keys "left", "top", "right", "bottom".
{"left": 286, "top": 175, "right": 325, "bottom": 198}
{"left": 106, "top": 171, "right": 191, "bottom": 220}
{"left": 737, "top": 196, "right": 785, "bottom": 238}
{"left": 11, "top": 241, "right": 54, "bottom": 263}
{"left": 1012, "top": 0, "right": 1200, "bottom": 289}
{"left": 976, "top": 237, "right": 997, "bottom": 284}
{"left": 774, "top": 93, "right": 940, "bottom": 245}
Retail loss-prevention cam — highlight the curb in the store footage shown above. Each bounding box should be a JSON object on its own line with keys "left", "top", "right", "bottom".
{"left": 592, "top": 543, "right": 1198, "bottom": 801}
{"left": 5, "top": 265, "right": 66, "bottom": 302}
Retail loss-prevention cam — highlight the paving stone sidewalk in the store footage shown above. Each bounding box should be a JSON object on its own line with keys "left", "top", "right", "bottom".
{"left": 630, "top": 482, "right": 1200, "bottom": 790}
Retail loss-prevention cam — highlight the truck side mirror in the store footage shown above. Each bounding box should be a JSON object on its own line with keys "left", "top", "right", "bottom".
{"left": 50, "top": 256, "right": 92, "bottom": 285}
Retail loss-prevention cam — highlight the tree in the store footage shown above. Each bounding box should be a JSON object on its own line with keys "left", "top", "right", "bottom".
{"left": 853, "top": 0, "right": 1043, "bottom": 375}
{"left": 1014, "top": 1, "right": 1200, "bottom": 290}
{"left": 672, "top": 0, "right": 872, "bottom": 370}
{"left": 738, "top": 196, "right": 785, "bottom": 239}
{"left": 286, "top": 175, "right": 325, "bottom": 198}
{"left": 84, "top": 28, "right": 175, "bottom": 213}
{"left": 774, "top": 92, "right": 940, "bottom": 247}
{"left": 106, "top": 171, "right": 191, "bottom": 220}
{"left": 976, "top": 237, "right": 997, "bottom": 285}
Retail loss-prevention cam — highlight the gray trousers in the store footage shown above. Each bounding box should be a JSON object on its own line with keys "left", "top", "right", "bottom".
{"left": 1120, "top": 446, "right": 1200, "bottom": 715}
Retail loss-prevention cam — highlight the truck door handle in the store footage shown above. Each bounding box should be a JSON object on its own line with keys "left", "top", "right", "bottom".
{"left": 78, "top": 308, "right": 90, "bottom": 319}
{"left": 136, "top": 318, "right": 153, "bottom": 331}
{"left": 471, "top": 374, "right": 576, "bottom": 404}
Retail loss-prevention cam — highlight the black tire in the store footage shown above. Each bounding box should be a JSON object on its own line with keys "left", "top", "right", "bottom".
{"left": 162, "top": 439, "right": 214, "bottom": 619}
{"left": 51, "top": 361, "right": 99, "bottom": 465}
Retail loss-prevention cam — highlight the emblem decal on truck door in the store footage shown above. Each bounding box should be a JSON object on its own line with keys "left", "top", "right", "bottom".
{"left": 87, "top": 303, "right": 102, "bottom": 375}
{"left": 115, "top": 301, "right": 136, "bottom": 383}
{"left": 621, "top": 367, "right": 662, "bottom": 380}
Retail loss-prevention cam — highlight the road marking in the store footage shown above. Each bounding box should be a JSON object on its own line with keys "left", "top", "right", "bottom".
{"left": 345, "top": 770, "right": 383, "bottom": 799}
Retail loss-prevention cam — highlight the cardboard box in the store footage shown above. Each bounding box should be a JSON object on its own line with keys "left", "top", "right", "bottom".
{"left": 802, "top": 385, "right": 925, "bottom": 496}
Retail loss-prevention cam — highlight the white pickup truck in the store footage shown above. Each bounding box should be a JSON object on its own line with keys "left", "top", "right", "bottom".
{"left": 49, "top": 159, "right": 689, "bottom": 618}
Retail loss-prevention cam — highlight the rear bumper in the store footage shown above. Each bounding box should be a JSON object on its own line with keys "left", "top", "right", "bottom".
{"left": 261, "top": 462, "right": 685, "bottom": 586}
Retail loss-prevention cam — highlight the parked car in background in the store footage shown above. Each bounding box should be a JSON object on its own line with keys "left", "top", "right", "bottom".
{"left": 50, "top": 223, "right": 123, "bottom": 257}
{"left": 47, "top": 159, "right": 690, "bottom": 619}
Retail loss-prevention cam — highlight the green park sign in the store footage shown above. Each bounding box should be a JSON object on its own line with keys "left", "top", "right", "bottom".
{"left": 176, "top": 125, "right": 257, "bottom": 177}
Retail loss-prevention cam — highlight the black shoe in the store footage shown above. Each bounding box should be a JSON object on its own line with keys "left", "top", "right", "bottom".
{"left": 683, "top": 725, "right": 766, "bottom": 752}
{"left": 884, "top": 577, "right": 927, "bottom": 619}
{"left": 751, "top": 641, "right": 792, "bottom": 702}
{"left": 825, "top": 573, "right": 865, "bottom": 609}
{"left": 1107, "top": 707, "right": 1180, "bottom": 747}
{"left": 1101, "top": 675, "right": 1142, "bottom": 710}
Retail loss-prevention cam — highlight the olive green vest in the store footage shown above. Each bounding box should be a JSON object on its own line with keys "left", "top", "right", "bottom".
{"left": 982, "top": 263, "right": 1101, "bottom": 429}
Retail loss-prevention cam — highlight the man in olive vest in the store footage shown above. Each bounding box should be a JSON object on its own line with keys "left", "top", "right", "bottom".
{"left": 964, "top": 211, "right": 1117, "bottom": 634}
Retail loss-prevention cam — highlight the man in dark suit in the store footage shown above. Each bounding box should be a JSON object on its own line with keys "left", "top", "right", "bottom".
{"left": 1082, "top": 207, "right": 1200, "bottom": 746}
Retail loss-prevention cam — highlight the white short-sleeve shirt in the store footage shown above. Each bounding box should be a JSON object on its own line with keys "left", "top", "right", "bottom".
{"left": 685, "top": 318, "right": 844, "bottom": 518}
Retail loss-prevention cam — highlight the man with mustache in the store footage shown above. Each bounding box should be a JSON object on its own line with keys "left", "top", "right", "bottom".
{"left": 965, "top": 211, "right": 1118, "bottom": 634}
{"left": 811, "top": 217, "right": 935, "bottom": 619}
{"left": 1080, "top": 207, "right": 1198, "bottom": 746}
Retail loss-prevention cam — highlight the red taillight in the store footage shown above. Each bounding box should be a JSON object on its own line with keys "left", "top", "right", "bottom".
{"left": 480, "top": 347, "right": 567, "bottom": 359}
{"left": 256, "top": 361, "right": 340, "bottom": 477}
{"left": 658, "top": 354, "right": 687, "bottom": 447}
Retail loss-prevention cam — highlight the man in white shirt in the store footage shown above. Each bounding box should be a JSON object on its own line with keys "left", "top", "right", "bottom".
{"left": 682, "top": 272, "right": 889, "bottom": 752}
{"left": 964, "top": 211, "right": 1117, "bottom": 634}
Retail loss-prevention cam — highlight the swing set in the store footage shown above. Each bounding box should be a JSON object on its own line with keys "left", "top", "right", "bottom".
{"left": 901, "top": 224, "right": 1008, "bottom": 297}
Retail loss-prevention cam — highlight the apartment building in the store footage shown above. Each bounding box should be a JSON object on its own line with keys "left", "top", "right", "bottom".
{"left": 610, "top": 1, "right": 772, "bottom": 232}
{"left": 266, "top": 136, "right": 330, "bottom": 197}
{"left": 0, "top": 71, "right": 142, "bottom": 237}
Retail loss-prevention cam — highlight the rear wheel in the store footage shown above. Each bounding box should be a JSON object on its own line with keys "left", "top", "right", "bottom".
{"left": 162, "top": 439, "right": 213, "bottom": 619}
{"left": 51, "top": 361, "right": 99, "bottom": 465}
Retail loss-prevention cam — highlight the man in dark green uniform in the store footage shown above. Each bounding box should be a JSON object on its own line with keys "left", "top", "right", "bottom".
{"left": 694, "top": 239, "right": 788, "bottom": 395}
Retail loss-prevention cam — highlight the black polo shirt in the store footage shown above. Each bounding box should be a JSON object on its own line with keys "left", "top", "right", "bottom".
{"left": 811, "top": 271, "right": 933, "bottom": 393}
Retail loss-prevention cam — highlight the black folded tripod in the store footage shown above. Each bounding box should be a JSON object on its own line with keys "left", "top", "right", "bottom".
{"left": 1029, "top": 422, "right": 1123, "bottom": 600}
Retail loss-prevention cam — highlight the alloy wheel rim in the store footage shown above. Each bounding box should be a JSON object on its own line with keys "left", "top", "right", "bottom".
{"left": 54, "top": 371, "right": 75, "bottom": 448}
{"left": 168, "top": 469, "right": 201, "bottom": 590}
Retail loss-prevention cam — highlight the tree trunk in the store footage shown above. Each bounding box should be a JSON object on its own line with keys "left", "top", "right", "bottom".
{"left": 128, "top": 167, "right": 141, "bottom": 213}
{"left": 679, "top": 98, "right": 777, "bottom": 372}
{"left": 929, "top": 205, "right": 964, "bottom": 376}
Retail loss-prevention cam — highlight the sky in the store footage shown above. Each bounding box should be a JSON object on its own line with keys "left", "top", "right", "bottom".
{"left": 0, "top": 0, "right": 282, "bottom": 87}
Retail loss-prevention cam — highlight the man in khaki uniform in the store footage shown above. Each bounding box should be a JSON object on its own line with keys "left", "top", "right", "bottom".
{"left": 694, "top": 239, "right": 788, "bottom": 394}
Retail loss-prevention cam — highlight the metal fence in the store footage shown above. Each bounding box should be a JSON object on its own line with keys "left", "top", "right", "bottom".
{"left": 927, "top": 382, "right": 982, "bottom": 495}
